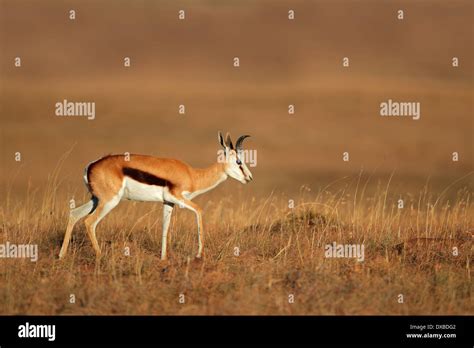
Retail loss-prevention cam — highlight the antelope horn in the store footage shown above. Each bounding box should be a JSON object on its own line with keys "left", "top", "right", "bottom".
{"left": 236, "top": 135, "right": 250, "bottom": 151}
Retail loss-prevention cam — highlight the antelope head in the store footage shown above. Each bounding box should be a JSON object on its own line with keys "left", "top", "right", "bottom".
{"left": 218, "top": 131, "right": 253, "bottom": 184}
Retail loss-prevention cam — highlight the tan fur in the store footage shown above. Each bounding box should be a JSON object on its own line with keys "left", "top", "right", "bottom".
{"left": 87, "top": 155, "right": 225, "bottom": 199}
{"left": 59, "top": 133, "right": 253, "bottom": 260}
{"left": 60, "top": 155, "right": 229, "bottom": 259}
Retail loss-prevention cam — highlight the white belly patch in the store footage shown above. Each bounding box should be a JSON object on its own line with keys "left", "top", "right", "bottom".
{"left": 122, "top": 177, "right": 165, "bottom": 202}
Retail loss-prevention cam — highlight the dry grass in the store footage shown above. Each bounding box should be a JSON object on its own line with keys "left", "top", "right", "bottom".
{"left": 0, "top": 0, "right": 472, "bottom": 315}
{"left": 0, "top": 163, "right": 472, "bottom": 315}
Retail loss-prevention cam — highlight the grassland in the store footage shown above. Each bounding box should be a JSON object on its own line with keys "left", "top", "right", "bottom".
{"left": 0, "top": 163, "right": 472, "bottom": 315}
{"left": 0, "top": 0, "right": 472, "bottom": 315}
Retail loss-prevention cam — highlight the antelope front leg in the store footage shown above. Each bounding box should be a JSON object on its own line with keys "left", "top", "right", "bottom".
{"left": 161, "top": 202, "right": 174, "bottom": 260}
{"left": 195, "top": 207, "right": 203, "bottom": 258}
{"left": 167, "top": 192, "right": 204, "bottom": 259}
{"left": 182, "top": 200, "right": 203, "bottom": 259}
{"left": 178, "top": 199, "right": 203, "bottom": 258}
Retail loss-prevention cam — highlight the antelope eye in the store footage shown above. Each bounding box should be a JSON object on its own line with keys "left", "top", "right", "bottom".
{"left": 236, "top": 158, "right": 242, "bottom": 165}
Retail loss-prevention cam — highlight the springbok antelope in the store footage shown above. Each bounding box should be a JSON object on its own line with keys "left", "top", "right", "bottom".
{"left": 58, "top": 132, "right": 253, "bottom": 260}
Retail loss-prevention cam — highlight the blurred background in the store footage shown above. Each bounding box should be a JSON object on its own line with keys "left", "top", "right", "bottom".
{"left": 1, "top": 0, "right": 472, "bottom": 199}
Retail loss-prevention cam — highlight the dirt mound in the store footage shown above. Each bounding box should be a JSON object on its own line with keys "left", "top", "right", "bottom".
{"left": 245, "top": 210, "right": 335, "bottom": 234}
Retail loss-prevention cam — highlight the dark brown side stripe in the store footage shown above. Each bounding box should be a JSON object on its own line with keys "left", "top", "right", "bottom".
{"left": 123, "top": 167, "right": 172, "bottom": 188}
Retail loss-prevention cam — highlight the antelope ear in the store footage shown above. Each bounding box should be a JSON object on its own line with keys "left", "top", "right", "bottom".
{"left": 225, "top": 132, "right": 234, "bottom": 150}
{"left": 218, "top": 131, "right": 226, "bottom": 149}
